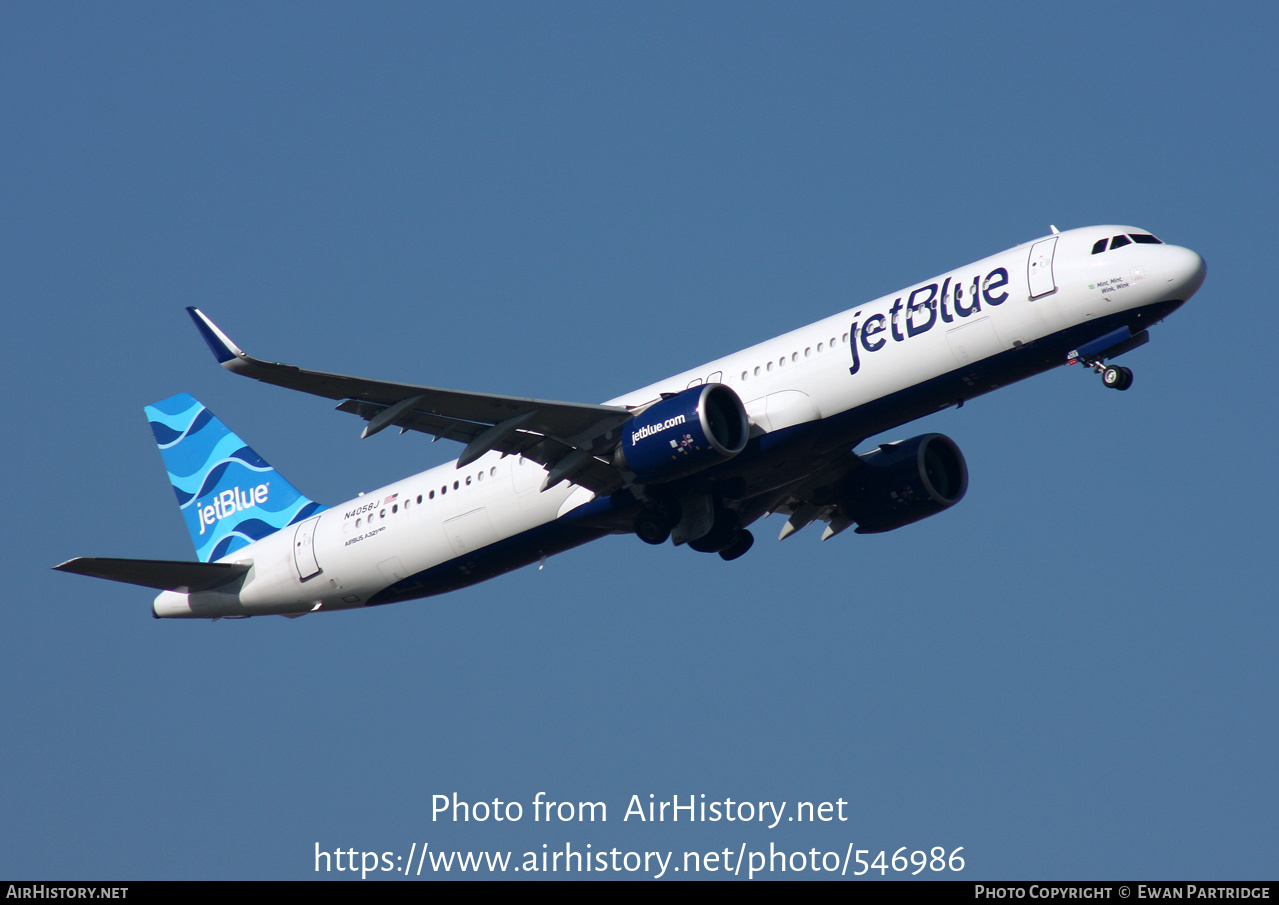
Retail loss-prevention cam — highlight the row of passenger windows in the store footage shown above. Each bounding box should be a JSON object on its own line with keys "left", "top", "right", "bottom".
{"left": 353, "top": 465, "right": 500, "bottom": 528}
{"left": 1092, "top": 233, "right": 1162, "bottom": 254}
{"left": 352, "top": 317, "right": 916, "bottom": 527}
{"left": 737, "top": 332, "right": 850, "bottom": 382}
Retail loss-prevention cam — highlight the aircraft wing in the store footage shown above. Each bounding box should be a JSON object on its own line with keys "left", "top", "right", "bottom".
{"left": 761, "top": 433, "right": 967, "bottom": 541}
{"left": 762, "top": 453, "right": 863, "bottom": 541}
{"left": 188, "top": 309, "right": 635, "bottom": 494}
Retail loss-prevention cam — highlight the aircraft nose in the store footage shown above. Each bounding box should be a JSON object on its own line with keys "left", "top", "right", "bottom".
{"left": 1164, "top": 244, "right": 1206, "bottom": 298}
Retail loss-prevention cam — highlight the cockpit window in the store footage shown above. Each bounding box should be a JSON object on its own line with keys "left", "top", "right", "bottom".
{"left": 1093, "top": 233, "right": 1163, "bottom": 255}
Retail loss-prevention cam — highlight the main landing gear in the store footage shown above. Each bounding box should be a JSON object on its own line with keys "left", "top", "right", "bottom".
{"left": 633, "top": 502, "right": 755, "bottom": 561}
{"left": 715, "top": 529, "right": 754, "bottom": 562}
{"left": 633, "top": 510, "right": 672, "bottom": 546}
{"left": 686, "top": 517, "right": 755, "bottom": 560}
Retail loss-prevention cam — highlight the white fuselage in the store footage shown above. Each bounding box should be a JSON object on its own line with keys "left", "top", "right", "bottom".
{"left": 154, "top": 226, "right": 1205, "bottom": 618}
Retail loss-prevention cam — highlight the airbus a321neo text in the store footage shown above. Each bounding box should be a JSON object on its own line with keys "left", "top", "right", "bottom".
{"left": 56, "top": 225, "right": 1205, "bottom": 619}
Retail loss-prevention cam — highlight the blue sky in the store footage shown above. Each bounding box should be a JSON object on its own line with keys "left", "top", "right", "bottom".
{"left": 3, "top": 2, "right": 1275, "bottom": 880}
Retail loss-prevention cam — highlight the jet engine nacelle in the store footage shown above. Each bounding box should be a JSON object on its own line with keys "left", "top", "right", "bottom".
{"left": 616, "top": 384, "right": 749, "bottom": 483}
{"left": 840, "top": 433, "right": 968, "bottom": 533}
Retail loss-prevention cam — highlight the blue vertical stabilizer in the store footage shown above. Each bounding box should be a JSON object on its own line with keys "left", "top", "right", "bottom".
{"left": 144, "top": 393, "right": 324, "bottom": 562}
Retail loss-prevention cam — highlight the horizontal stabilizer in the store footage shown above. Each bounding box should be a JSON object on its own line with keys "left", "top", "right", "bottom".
{"left": 53, "top": 557, "right": 250, "bottom": 592}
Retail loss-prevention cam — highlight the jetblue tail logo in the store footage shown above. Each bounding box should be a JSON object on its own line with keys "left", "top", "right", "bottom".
{"left": 145, "top": 393, "right": 324, "bottom": 562}
{"left": 197, "top": 483, "right": 270, "bottom": 536}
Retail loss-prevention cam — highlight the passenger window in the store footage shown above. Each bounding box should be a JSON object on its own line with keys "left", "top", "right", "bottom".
{"left": 1110, "top": 235, "right": 1131, "bottom": 249}
{"left": 804, "top": 347, "right": 811, "bottom": 357}
{"left": 466, "top": 475, "right": 472, "bottom": 486}
{"left": 741, "top": 371, "right": 748, "bottom": 381}
{"left": 1092, "top": 238, "right": 1108, "bottom": 254}
{"left": 817, "top": 342, "right": 824, "bottom": 352}
{"left": 416, "top": 495, "right": 422, "bottom": 504}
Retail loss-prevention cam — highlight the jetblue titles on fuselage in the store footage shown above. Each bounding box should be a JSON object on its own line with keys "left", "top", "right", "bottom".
{"left": 848, "top": 267, "right": 1011, "bottom": 375}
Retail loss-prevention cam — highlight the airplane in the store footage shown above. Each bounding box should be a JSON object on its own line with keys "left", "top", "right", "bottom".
{"left": 55, "top": 225, "right": 1206, "bottom": 619}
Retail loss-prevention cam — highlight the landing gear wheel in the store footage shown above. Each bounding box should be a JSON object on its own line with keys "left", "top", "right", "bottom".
{"left": 688, "top": 530, "right": 730, "bottom": 553}
{"left": 1102, "top": 365, "right": 1133, "bottom": 391}
{"left": 633, "top": 511, "right": 671, "bottom": 545}
{"left": 687, "top": 504, "right": 740, "bottom": 553}
{"left": 718, "top": 530, "right": 754, "bottom": 561}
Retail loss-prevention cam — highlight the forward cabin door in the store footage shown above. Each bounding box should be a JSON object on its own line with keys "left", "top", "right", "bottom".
{"left": 1027, "top": 237, "right": 1058, "bottom": 299}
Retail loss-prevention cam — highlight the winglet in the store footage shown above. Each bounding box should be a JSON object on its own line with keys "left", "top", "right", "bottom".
{"left": 187, "top": 307, "right": 246, "bottom": 365}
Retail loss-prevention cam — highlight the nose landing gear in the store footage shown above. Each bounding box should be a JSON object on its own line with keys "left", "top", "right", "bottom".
{"left": 1100, "top": 365, "right": 1134, "bottom": 391}
{"left": 1069, "top": 349, "right": 1134, "bottom": 391}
